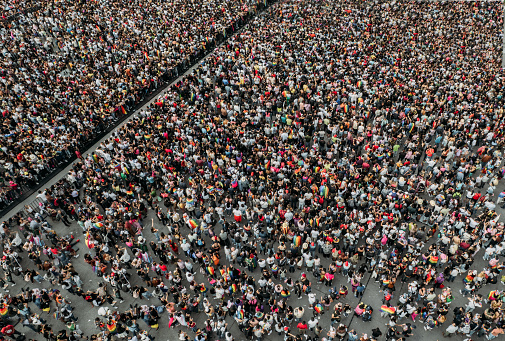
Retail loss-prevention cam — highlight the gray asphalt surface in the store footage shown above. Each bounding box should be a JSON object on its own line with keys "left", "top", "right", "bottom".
{"left": 4, "top": 195, "right": 504, "bottom": 341}
{"left": 1, "top": 3, "right": 504, "bottom": 341}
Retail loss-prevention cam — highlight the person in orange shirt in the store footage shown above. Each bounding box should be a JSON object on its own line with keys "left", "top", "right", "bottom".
{"left": 426, "top": 147, "right": 434, "bottom": 159}
{"left": 212, "top": 253, "right": 220, "bottom": 266}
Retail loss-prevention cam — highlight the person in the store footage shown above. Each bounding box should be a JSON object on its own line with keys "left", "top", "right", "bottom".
{"left": 385, "top": 327, "right": 397, "bottom": 341}
{"left": 487, "top": 326, "right": 504, "bottom": 340}
{"left": 2, "top": 1, "right": 505, "bottom": 341}
{"left": 0, "top": 0, "right": 256, "bottom": 208}
{"left": 307, "top": 317, "right": 318, "bottom": 331}
{"left": 294, "top": 307, "right": 304, "bottom": 322}
{"left": 397, "top": 323, "right": 414, "bottom": 337}
{"left": 445, "top": 323, "right": 459, "bottom": 337}
{"left": 356, "top": 283, "right": 366, "bottom": 298}
{"left": 55, "top": 210, "right": 72, "bottom": 227}
{"left": 371, "top": 328, "right": 382, "bottom": 339}
{"left": 347, "top": 330, "right": 358, "bottom": 341}
{"left": 335, "top": 324, "right": 347, "bottom": 340}
{"left": 0, "top": 324, "right": 23, "bottom": 339}
{"left": 297, "top": 321, "right": 308, "bottom": 334}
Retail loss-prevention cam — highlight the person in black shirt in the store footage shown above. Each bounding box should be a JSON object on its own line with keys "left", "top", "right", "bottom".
{"left": 372, "top": 327, "right": 382, "bottom": 338}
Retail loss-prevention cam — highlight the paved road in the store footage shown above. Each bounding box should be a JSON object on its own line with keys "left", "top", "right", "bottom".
{"left": 5, "top": 197, "right": 504, "bottom": 341}
{"left": 4, "top": 109, "right": 504, "bottom": 341}
{"left": 2, "top": 11, "right": 504, "bottom": 341}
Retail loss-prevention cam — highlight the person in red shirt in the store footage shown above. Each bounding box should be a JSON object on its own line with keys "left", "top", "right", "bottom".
{"left": 159, "top": 263, "right": 168, "bottom": 275}
{"left": 1, "top": 324, "right": 23, "bottom": 338}
{"left": 297, "top": 321, "right": 308, "bottom": 333}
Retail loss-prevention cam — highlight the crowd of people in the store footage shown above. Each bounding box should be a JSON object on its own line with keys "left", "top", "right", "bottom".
{"left": 1, "top": 0, "right": 505, "bottom": 341}
{"left": 0, "top": 0, "right": 260, "bottom": 208}
{"left": 1, "top": 0, "right": 37, "bottom": 19}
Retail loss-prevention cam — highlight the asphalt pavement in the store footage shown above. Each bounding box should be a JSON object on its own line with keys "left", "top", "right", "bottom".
{"left": 5, "top": 194, "right": 504, "bottom": 341}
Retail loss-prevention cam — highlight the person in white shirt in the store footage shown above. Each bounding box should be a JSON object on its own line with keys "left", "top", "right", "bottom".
{"left": 231, "top": 248, "right": 239, "bottom": 262}
{"left": 36, "top": 190, "right": 47, "bottom": 202}
{"left": 181, "top": 240, "right": 191, "bottom": 255}
{"left": 186, "top": 272, "right": 194, "bottom": 283}
{"left": 224, "top": 246, "right": 232, "bottom": 262}
{"left": 483, "top": 246, "right": 496, "bottom": 261}
{"left": 308, "top": 293, "right": 316, "bottom": 307}
{"left": 465, "top": 296, "right": 479, "bottom": 313}
{"left": 448, "top": 268, "right": 459, "bottom": 282}
{"left": 233, "top": 208, "right": 242, "bottom": 222}
{"left": 445, "top": 323, "right": 459, "bottom": 336}
{"left": 307, "top": 317, "right": 318, "bottom": 330}
{"left": 215, "top": 286, "right": 225, "bottom": 300}
{"left": 184, "top": 261, "right": 193, "bottom": 273}
{"left": 284, "top": 210, "right": 293, "bottom": 221}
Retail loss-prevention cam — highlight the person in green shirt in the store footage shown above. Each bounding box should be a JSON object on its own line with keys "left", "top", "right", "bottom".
{"left": 393, "top": 144, "right": 400, "bottom": 155}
